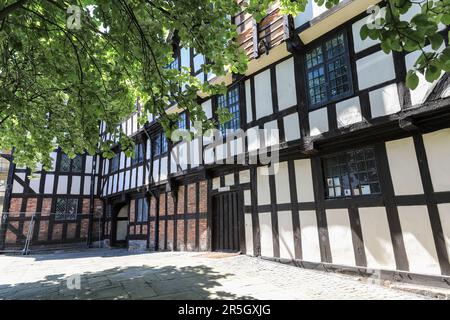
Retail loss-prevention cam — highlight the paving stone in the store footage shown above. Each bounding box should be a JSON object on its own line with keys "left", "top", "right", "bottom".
{"left": 0, "top": 249, "right": 435, "bottom": 300}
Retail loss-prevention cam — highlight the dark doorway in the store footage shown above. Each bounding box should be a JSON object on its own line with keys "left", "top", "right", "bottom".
{"left": 212, "top": 191, "right": 242, "bottom": 252}
{"left": 111, "top": 204, "right": 129, "bottom": 247}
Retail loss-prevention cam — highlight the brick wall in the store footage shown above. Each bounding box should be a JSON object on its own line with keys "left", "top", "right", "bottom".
{"left": 147, "top": 180, "right": 210, "bottom": 253}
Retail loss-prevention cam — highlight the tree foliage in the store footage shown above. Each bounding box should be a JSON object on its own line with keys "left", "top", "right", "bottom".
{"left": 0, "top": 0, "right": 448, "bottom": 170}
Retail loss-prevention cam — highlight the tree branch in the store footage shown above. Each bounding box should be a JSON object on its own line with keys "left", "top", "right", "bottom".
{"left": 0, "top": 0, "right": 30, "bottom": 20}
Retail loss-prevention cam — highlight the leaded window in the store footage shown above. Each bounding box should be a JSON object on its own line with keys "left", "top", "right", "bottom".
{"left": 305, "top": 33, "right": 352, "bottom": 109}
{"left": 161, "top": 132, "right": 168, "bottom": 154}
{"left": 72, "top": 155, "right": 82, "bottom": 173}
{"left": 55, "top": 198, "right": 78, "bottom": 221}
{"left": 153, "top": 134, "right": 161, "bottom": 156}
{"left": 59, "top": 154, "right": 82, "bottom": 173}
{"left": 152, "top": 132, "right": 168, "bottom": 157}
{"left": 136, "top": 198, "right": 148, "bottom": 222}
{"left": 177, "top": 112, "right": 187, "bottom": 130}
{"left": 323, "top": 147, "right": 381, "bottom": 199}
{"left": 131, "top": 143, "right": 144, "bottom": 165}
{"left": 59, "top": 154, "right": 71, "bottom": 172}
{"left": 218, "top": 86, "right": 240, "bottom": 137}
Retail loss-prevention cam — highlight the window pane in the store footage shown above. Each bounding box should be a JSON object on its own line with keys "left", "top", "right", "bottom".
{"left": 55, "top": 198, "right": 67, "bottom": 220}
{"left": 325, "top": 34, "right": 345, "bottom": 59}
{"left": 323, "top": 147, "right": 381, "bottom": 199}
{"left": 66, "top": 199, "right": 78, "bottom": 221}
{"left": 132, "top": 144, "right": 144, "bottom": 165}
{"left": 142, "top": 199, "right": 148, "bottom": 222}
{"left": 72, "top": 155, "right": 82, "bottom": 173}
{"left": 161, "top": 133, "right": 168, "bottom": 153}
{"left": 219, "top": 86, "right": 240, "bottom": 136}
{"left": 177, "top": 112, "right": 187, "bottom": 130}
{"left": 60, "top": 154, "right": 71, "bottom": 172}
{"left": 305, "top": 33, "right": 352, "bottom": 108}
{"left": 153, "top": 135, "right": 161, "bottom": 156}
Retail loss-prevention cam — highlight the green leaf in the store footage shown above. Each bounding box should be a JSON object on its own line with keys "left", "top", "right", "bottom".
{"left": 406, "top": 70, "right": 420, "bottom": 90}
{"left": 429, "top": 33, "right": 444, "bottom": 50}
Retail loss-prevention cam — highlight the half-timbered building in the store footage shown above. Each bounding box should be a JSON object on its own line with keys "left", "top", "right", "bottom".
{"left": 2, "top": 0, "right": 450, "bottom": 287}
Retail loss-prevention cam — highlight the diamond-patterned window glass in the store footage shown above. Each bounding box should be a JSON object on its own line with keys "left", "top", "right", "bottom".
{"left": 59, "top": 154, "right": 71, "bottom": 172}
{"left": 66, "top": 199, "right": 78, "bottom": 221}
{"left": 323, "top": 147, "right": 381, "bottom": 199}
{"left": 305, "top": 32, "right": 352, "bottom": 109}
{"left": 219, "top": 86, "right": 240, "bottom": 137}
{"left": 71, "top": 155, "right": 82, "bottom": 173}
{"left": 55, "top": 198, "right": 67, "bottom": 220}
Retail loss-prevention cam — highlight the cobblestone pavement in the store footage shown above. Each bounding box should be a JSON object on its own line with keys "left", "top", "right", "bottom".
{"left": 0, "top": 249, "right": 431, "bottom": 300}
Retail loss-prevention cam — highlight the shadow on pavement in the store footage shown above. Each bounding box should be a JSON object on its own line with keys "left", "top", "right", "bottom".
{"left": 0, "top": 263, "right": 255, "bottom": 300}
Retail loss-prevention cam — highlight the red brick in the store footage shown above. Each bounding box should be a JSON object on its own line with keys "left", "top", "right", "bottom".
{"left": 41, "top": 198, "right": 52, "bottom": 216}
{"left": 52, "top": 224, "right": 63, "bottom": 241}
{"left": 167, "top": 220, "right": 174, "bottom": 250}
{"left": 177, "top": 220, "right": 185, "bottom": 251}
{"left": 187, "top": 184, "right": 196, "bottom": 214}
{"left": 25, "top": 198, "right": 37, "bottom": 216}
{"left": 150, "top": 197, "right": 157, "bottom": 217}
{"left": 38, "top": 221, "right": 49, "bottom": 241}
{"left": 186, "top": 219, "right": 196, "bottom": 251}
{"left": 5, "top": 221, "right": 18, "bottom": 243}
{"left": 199, "top": 218, "right": 208, "bottom": 251}
{"left": 82, "top": 199, "right": 90, "bottom": 214}
{"left": 158, "top": 220, "right": 166, "bottom": 251}
{"left": 159, "top": 195, "right": 166, "bottom": 215}
{"left": 129, "top": 200, "right": 135, "bottom": 222}
{"left": 80, "top": 219, "right": 89, "bottom": 238}
{"left": 177, "top": 186, "right": 185, "bottom": 215}
{"left": 67, "top": 223, "right": 77, "bottom": 239}
{"left": 199, "top": 181, "right": 208, "bottom": 213}
{"left": 9, "top": 198, "right": 22, "bottom": 215}
{"left": 149, "top": 221, "right": 156, "bottom": 250}
{"left": 167, "top": 192, "right": 175, "bottom": 215}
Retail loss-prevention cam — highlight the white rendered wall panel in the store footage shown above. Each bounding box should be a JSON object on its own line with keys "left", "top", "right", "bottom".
{"left": 276, "top": 58, "right": 297, "bottom": 111}
{"left": 245, "top": 213, "right": 254, "bottom": 256}
{"left": 257, "top": 166, "right": 271, "bottom": 205}
{"left": 274, "top": 162, "right": 290, "bottom": 204}
{"left": 359, "top": 207, "right": 396, "bottom": 270}
{"left": 386, "top": 137, "right": 423, "bottom": 195}
{"left": 326, "top": 209, "right": 356, "bottom": 266}
{"left": 254, "top": 70, "right": 273, "bottom": 120}
{"left": 259, "top": 212, "right": 274, "bottom": 257}
{"left": 294, "top": 159, "right": 315, "bottom": 203}
{"left": 398, "top": 206, "right": 441, "bottom": 275}
{"left": 299, "top": 210, "right": 321, "bottom": 262}
{"left": 422, "top": 129, "right": 450, "bottom": 192}
{"left": 357, "top": 51, "right": 395, "bottom": 90}
{"left": 278, "top": 211, "right": 295, "bottom": 260}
